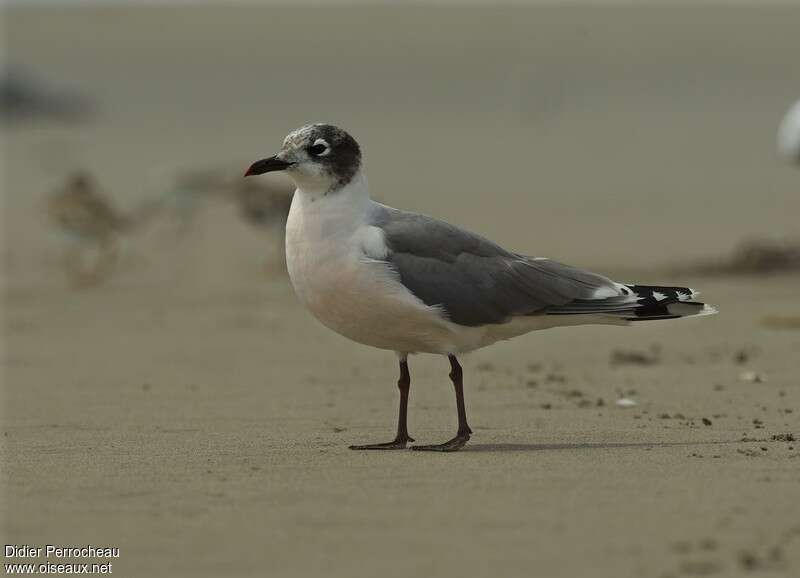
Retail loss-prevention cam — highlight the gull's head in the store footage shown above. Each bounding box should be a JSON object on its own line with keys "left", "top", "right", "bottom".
{"left": 245, "top": 123, "right": 362, "bottom": 192}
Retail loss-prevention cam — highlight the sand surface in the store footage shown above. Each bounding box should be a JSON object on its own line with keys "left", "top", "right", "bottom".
{"left": 3, "top": 4, "right": 800, "bottom": 578}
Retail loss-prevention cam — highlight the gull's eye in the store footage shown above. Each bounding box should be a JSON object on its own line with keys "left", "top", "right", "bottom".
{"left": 308, "top": 139, "right": 330, "bottom": 157}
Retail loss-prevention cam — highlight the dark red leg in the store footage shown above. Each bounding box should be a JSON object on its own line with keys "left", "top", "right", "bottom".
{"left": 411, "top": 355, "right": 472, "bottom": 452}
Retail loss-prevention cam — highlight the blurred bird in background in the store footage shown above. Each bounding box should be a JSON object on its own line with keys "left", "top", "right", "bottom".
{"left": 162, "top": 167, "right": 293, "bottom": 269}
{"left": 45, "top": 167, "right": 293, "bottom": 288}
{"left": 45, "top": 172, "right": 161, "bottom": 287}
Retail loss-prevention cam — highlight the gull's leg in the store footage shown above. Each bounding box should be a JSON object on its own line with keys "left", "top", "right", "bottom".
{"left": 349, "top": 357, "right": 415, "bottom": 450}
{"left": 411, "top": 355, "right": 473, "bottom": 452}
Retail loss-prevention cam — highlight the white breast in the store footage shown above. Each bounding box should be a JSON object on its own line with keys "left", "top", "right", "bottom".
{"left": 284, "top": 177, "right": 455, "bottom": 354}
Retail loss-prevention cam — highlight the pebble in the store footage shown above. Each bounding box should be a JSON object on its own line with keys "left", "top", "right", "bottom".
{"left": 739, "top": 371, "right": 767, "bottom": 383}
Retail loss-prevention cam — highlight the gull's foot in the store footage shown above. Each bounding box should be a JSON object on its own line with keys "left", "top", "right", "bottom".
{"left": 411, "top": 433, "right": 471, "bottom": 452}
{"left": 349, "top": 436, "right": 414, "bottom": 450}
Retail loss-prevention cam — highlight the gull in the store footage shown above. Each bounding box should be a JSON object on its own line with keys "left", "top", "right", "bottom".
{"left": 778, "top": 99, "right": 800, "bottom": 165}
{"left": 245, "top": 124, "right": 716, "bottom": 452}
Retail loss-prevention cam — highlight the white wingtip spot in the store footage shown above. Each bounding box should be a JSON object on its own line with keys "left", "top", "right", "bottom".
{"left": 676, "top": 289, "right": 699, "bottom": 301}
{"left": 653, "top": 291, "right": 667, "bottom": 302}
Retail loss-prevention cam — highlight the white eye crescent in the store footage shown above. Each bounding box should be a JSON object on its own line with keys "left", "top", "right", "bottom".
{"left": 309, "top": 139, "right": 331, "bottom": 157}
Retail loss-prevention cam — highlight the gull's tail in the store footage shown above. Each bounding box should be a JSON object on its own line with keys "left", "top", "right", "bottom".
{"left": 620, "top": 285, "right": 717, "bottom": 321}
{"left": 546, "top": 284, "right": 718, "bottom": 321}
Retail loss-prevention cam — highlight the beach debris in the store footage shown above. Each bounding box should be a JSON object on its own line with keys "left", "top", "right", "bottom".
{"left": 610, "top": 348, "right": 660, "bottom": 366}
{"left": 760, "top": 315, "right": 800, "bottom": 330}
{"left": 738, "top": 371, "right": 767, "bottom": 383}
{"left": 615, "top": 397, "right": 637, "bottom": 408}
{"left": 678, "top": 238, "right": 800, "bottom": 276}
{"left": 724, "top": 239, "right": 800, "bottom": 273}
{"left": 702, "top": 418, "right": 712, "bottom": 426}
{"left": 544, "top": 372, "right": 567, "bottom": 384}
{"left": 738, "top": 545, "right": 785, "bottom": 572}
{"left": 771, "top": 433, "right": 796, "bottom": 442}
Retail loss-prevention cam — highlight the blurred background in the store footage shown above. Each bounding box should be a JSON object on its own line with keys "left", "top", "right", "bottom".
{"left": 4, "top": 0, "right": 800, "bottom": 284}
{"left": 3, "top": 2, "right": 800, "bottom": 578}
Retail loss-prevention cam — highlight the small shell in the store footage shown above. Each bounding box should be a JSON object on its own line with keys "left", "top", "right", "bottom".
{"left": 615, "top": 398, "right": 638, "bottom": 408}
{"left": 739, "top": 371, "right": 767, "bottom": 383}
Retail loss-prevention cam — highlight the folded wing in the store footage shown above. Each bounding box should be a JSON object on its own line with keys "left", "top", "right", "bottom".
{"left": 371, "top": 204, "right": 630, "bottom": 327}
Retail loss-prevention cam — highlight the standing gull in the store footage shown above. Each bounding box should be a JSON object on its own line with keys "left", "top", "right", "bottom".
{"left": 245, "top": 124, "right": 716, "bottom": 452}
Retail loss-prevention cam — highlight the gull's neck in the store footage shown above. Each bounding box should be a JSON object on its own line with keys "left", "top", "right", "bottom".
{"left": 292, "top": 170, "right": 372, "bottom": 224}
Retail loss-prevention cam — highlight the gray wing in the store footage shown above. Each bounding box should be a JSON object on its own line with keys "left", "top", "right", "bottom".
{"left": 370, "top": 204, "right": 626, "bottom": 327}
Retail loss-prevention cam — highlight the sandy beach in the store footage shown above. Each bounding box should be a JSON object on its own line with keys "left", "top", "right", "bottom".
{"left": 3, "top": 4, "right": 800, "bottom": 577}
